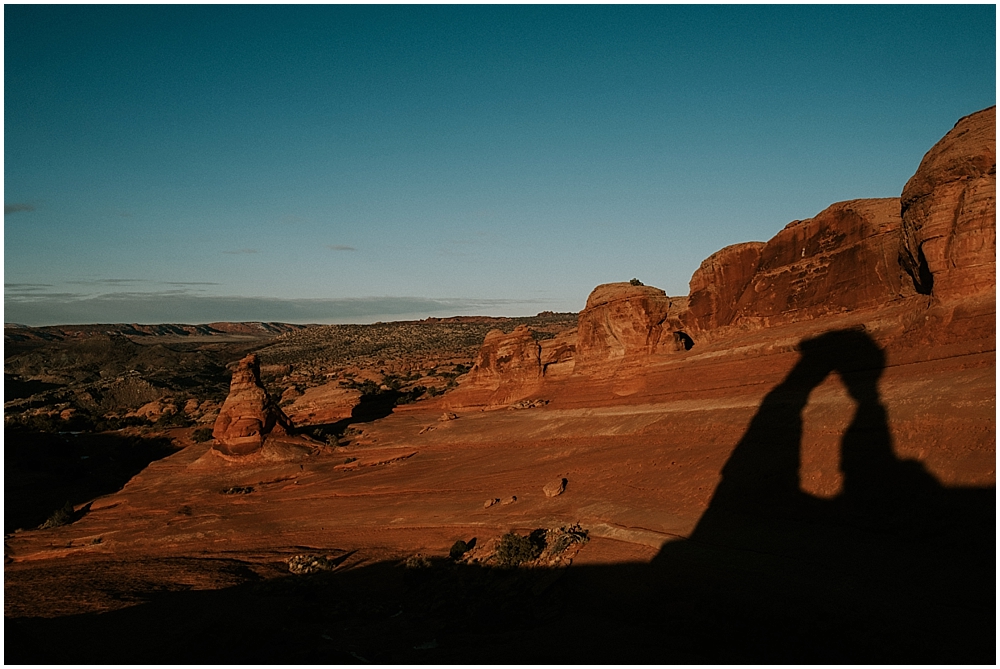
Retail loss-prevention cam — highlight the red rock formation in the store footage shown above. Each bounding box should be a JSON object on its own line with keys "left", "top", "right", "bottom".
{"left": 725, "top": 198, "right": 914, "bottom": 328}
{"left": 282, "top": 382, "right": 361, "bottom": 426}
{"left": 899, "top": 106, "right": 996, "bottom": 301}
{"left": 539, "top": 328, "right": 577, "bottom": 379}
{"left": 576, "top": 283, "right": 690, "bottom": 372}
{"left": 212, "top": 354, "right": 293, "bottom": 456}
{"left": 445, "top": 325, "right": 543, "bottom": 408}
{"left": 684, "top": 242, "right": 765, "bottom": 333}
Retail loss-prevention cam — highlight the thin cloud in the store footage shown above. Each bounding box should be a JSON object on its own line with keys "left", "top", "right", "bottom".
{"left": 326, "top": 245, "right": 356, "bottom": 252}
{"left": 5, "top": 283, "right": 52, "bottom": 291}
{"left": 4, "top": 292, "right": 552, "bottom": 326}
{"left": 223, "top": 248, "right": 259, "bottom": 255}
{"left": 5, "top": 203, "right": 36, "bottom": 215}
{"left": 164, "top": 281, "right": 221, "bottom": 286}
{"left": 65, "top": 278, "right": 149, "bottom": 286}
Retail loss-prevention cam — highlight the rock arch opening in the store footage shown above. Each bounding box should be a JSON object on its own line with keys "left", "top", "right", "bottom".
{"left": 676, "top": 331, "right": 695, "bottom": 351}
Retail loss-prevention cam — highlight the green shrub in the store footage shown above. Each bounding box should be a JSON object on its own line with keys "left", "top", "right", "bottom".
{"left": 39, "top": 501, "right": 75, "bottom": 529}
{"left": 494, "top": 531, "right": 544, "bottom": 568}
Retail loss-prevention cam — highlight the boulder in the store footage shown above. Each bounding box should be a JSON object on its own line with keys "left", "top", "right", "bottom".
{"left": 899, "top": 106, "right": 996, "bottom": 302}
{"left": 543, "top": 478, "right": 567, "bottom": 497}
{"left": 212, "top": 354, "right": 293, "bottom": 456}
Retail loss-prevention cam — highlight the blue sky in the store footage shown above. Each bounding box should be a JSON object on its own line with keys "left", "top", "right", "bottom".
{"left": 4, "top": 5, "right": 995, "bottom": 325}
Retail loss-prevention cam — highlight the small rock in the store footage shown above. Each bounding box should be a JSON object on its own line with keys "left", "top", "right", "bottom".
{"left": 501, "top": 495, "right": 517, "bottom": 505}
{"left": 439, "top": 412, "right": 458, "bottom": 421}
{"left": 543, "top": 477, "right": 568, "bottom": 498}
{"left": 484, "top": 498, "right": 500, "bottom": 509}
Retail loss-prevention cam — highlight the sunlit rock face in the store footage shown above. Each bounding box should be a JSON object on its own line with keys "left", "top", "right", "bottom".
{"left": 443, "top": 325, "right": 544, "bottom": 409}
{"left": 684, "top": 242, "right": 766, "bottom": 333}
{"left": 727, "top": 198, "right": 916, "bottom": 328}
{"left": 576, "top": 283, "right": 690, "bottom": 372}
{"left": 212, "top": 353, "right": 293, "bottom": 455}
{"left": 899, "top": 105, "right": 996, "bottom": 302}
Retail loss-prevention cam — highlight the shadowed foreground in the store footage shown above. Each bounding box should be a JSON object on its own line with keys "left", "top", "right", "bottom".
{"left": 5, "top": 330, "right": 993, "bottom": 663}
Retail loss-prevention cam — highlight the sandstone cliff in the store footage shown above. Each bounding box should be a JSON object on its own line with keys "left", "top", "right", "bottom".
{"left": 212, "top": 353, "right": 293, "bottom": 456}
{"left": 453, "top": 107, "right": 994, "bottom": 403}
{"left": 684, "top": 242, "right": 765, "bottom": 333}
{"left": 727, "top": 198, "right": 915, "bottom": 329}
{"left": 899, "top": 106, "right": 996, "bottom": 302}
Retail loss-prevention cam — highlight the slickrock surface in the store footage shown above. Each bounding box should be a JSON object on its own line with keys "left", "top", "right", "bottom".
{"left": 900, "top": 106, "right": 996, "bottom": 301}
{"left": 212, "top": 354, "right": 293, "bottom": 455}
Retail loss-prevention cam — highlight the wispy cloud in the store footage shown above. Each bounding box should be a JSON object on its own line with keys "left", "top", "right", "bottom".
{"left": 65, "top": 278, "right": 149, "bottom": 286}
{"left": 326, "top": 245, "right": 356, "bottom": 252}
{"left": 4, "top": 292, "right": 552, "bottom": 326}
{"left": 5, "top": 203, "right": 36, "bottom": 215}
{"left": 223, "top": 248, "right": 259, "bottom": 255}
{"left": 5, "top": 283, "right": 53, "bottom": 291}
{"left": 164, "top": 281, "right": 221, "bottom": 286}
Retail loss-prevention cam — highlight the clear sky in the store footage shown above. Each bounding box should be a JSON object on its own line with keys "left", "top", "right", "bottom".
{"left": 4, "top": 4, "right": 996, "bottom": 325}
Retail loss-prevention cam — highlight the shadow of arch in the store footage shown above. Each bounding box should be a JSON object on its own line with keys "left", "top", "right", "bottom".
{"left": 644, "top": 328, "right": 994, "bottom": 660}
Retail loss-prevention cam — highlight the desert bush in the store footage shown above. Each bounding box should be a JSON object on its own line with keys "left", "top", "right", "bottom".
{"left": 548, "top": 524, "right": 590, "bottom": 555}
{"left": 494, "top": 531, "right": 544, "bottom": 568}
{"left": 287, "top": 554, "right": 338, "bottom": 574}
{"left": 404, "top": 554, "right": 432, "bottom": 569}
{"left": 191, "top": 427, "right": 214, "bottom": 443}
{"left": 221, "top": 486, "right": 254, "bottom": 495}
{"left": 154, "top": 412, "right": 193, "bottom": 428}
{"left": 39, "top": 501, "right": 75, "bottom": 529}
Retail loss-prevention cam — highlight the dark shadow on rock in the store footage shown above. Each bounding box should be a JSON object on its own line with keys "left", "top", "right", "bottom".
{"left": 300, "top": 389, "right": 407, "bottom": 440}
{"left": 645, "top": 328, "right": 994, "bottom": 662}
{"left": 4, "top": 330, "right": 993, "bottom": 662}
{"left": 4, "top": 430, "right": 179, "bottom": 533}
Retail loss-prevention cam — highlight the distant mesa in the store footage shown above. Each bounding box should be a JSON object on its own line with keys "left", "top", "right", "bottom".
{"left": 212, "top": 353, "right": 293, "bottom": 456}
